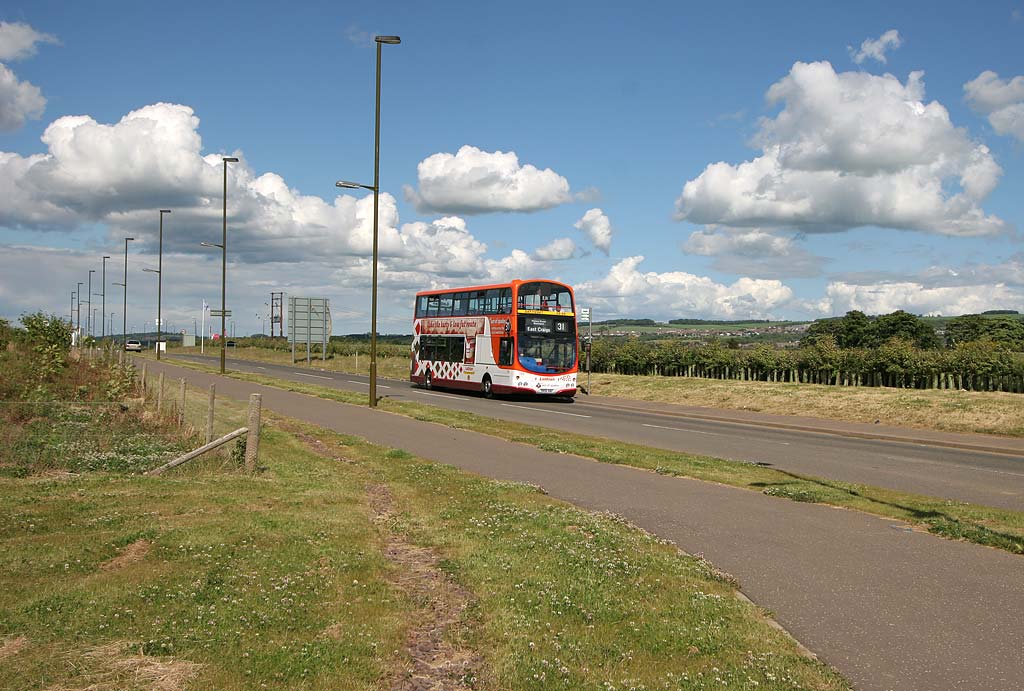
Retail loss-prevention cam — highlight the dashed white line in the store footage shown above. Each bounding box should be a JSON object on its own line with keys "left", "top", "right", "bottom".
{"left": 501, "top": 403, "right": 591, "bottom": 418}
{"left": 347, "top": 380, "right": 391, "bottom": 389}
{"left": 255, "top": 366, "right": 267, "bottom": 370}
{"left": 295, "top": 372, "right": 332, "bottom": 380}
{"left": 414, "top": 390, "right": 466, "bottom": 400}
{"left": 642, "top": 423, "right": 723, "bottom": 437}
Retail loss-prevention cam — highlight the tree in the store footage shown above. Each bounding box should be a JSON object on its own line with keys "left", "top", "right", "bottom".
{"left": 945, "top": 315, "right": 986, "bottom": 346}
{"left": 838, "top": 310, "right": 872, "bottom": 348}
{"left": 870, "top": 310, "right": 940, "bottom": 349}
{"left": 946, "top": 315, "right": 1024, "bottom": 350}
{"left": 801, "top": 317, "right": 844, "bottom": 346}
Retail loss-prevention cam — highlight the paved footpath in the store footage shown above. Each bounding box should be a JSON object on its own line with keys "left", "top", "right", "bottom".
{"left": 145, "top": 359, "right": 1024, "bottom": 691}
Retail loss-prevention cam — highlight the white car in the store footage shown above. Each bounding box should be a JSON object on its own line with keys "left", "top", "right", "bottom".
{"left": 124, "top": 340, "right": 142, "bottom": 352}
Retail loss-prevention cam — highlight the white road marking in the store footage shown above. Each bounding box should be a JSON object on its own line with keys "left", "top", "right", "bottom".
{"left": 414, "top": 390, "right": 466, "bottom": 400}
{"left": 642, "top": 423, "right": 723, "bottom": 437}
{"left": 882, "top": 455, "right": 1024, "bottom": 478}
{"left": 347, "top": 380, "right": 391, "bottom": 389}
{"left": 501, "top": 403, "right": 591, "bottom": 418}
{"left": 295, "top": 372, "right": 332, "bottom": 380}
{"left": 641, "top": 422, "right": 790, "bottom": 444}
{"left": 255, "top": 366, "right": 267, "bottom": 370}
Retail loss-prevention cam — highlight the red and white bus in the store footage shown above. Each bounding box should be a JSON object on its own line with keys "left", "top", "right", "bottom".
{"left": 411, "top": 279, "right": 578, "bottom": 397}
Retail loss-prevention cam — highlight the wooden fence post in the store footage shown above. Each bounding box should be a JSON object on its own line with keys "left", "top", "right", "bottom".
{"left": 178, "top": 378, "right": 186, "bottom": 427}
{"left": 157, "top": 372, "right": 164, "bottom": 414}
{"left": 244, "top": 393, "right": 262, "bottom": 473}
{"left": 206, "top": 384, "right": 215, "bottom": 444}
{"left": 140, "top": 362, "right": 147, "bottom": 396}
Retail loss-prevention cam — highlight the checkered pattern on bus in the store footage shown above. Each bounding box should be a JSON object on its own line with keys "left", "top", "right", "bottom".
{"left": 411, "top": 322, "right": 466, "bottom": 381}
{"left": 411, "top": 334, "right": 466, "bottom": 381}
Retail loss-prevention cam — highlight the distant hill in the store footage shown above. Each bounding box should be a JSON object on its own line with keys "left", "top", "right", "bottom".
{"left": 668, "top": 318, "right": 773, "bottom": 326}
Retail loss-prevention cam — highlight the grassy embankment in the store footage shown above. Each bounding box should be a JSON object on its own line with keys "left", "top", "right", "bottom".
{"left": 174, "top": 344, "right": 1024, "bottom": 437}
{"left": 157, "top": 354, "right": 1024, "bottom": 555}
{"left": 1, "top": 347, "right": 849, "bottom": 688}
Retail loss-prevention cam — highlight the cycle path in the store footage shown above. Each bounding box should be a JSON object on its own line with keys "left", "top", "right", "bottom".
{"left": 145, "top": 358, "right": 1024, "bottom": 691}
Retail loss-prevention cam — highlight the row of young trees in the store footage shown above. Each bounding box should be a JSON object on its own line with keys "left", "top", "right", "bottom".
{"left": 587, "top": 336, "right": 1024, "bottom": 393}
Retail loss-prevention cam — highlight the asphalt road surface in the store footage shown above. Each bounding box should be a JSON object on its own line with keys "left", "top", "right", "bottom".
{"left": 170, "top": 353, "right": 1024, "bottom": 511}
{"left": 144, "top": 357, "right": 1024, "bottom": 691}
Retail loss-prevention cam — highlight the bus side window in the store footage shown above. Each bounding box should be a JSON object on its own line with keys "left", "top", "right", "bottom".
{"left": 448, "top": 336, "right": 463, "bottom": 363}
{"left": 498, "top": 337, "right": 513, "bottom": 366}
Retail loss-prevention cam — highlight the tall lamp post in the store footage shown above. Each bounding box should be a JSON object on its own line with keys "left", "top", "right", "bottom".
{"left": 143, "top": 261, "right": 162, "bottom": 355}
{"left": 70, "top": 291, "right": 76, "bottom": 328}
{"left": 86, "top": 269, "right": 95, "bottom": 337}
{"left": 144, "top": 210, "right": 171, "bottom": 360}
{"left": 121, "top": 237, "right": 135, "bottom": 344}
{"left": 76, "top": 281, "right": 83, "bottom": 339}
{"left": 99, "top": 255, "right": 110, "bottom": 338}
{"left": 336, "top": 34, "right": 401, "bottom": 408}
{"left": 204, "top": 156, "right": 239, "bottom": 374}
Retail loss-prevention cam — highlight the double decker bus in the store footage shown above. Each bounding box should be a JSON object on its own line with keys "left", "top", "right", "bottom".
{"left": 411, "top": 279, "right": 578, "bottom": 398}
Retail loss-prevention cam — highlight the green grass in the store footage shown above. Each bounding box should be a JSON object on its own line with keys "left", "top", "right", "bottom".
{"left": 0, "top": 358, "right": 850, "bottom": 689}
{"left": 159, "top": 356, "right": 1024, "bottom": 555}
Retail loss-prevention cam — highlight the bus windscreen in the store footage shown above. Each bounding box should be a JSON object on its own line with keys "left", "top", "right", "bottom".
{"left": 516, "top": 282, "right": 574, "bottom": 313}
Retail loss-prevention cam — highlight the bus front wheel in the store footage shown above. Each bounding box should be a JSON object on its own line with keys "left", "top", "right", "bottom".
{"left": 424, "top": 370, "right": 433, "bottom": 390}
{"left": 481, "top": 375, "right": 493, "bottom": 399}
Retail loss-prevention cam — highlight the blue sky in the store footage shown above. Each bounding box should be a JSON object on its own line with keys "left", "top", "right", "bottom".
{"left": 1, "top": 0, "right": 1022, "bottom": 335}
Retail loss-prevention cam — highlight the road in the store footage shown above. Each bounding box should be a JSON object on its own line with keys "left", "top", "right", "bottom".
{"left": 170, "top": 353, "right": 1024, "bottom": 511}
{"left": 144, "top": 357, "right": 1024, "bottom": 691}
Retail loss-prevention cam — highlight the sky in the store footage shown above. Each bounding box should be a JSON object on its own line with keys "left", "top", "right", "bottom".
{"left": 0, "top": 0, "right": 1022, "bottom": 336}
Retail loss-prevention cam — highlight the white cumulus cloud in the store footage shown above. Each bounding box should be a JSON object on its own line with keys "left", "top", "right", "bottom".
{"left": 534, "top": 237, "right": 577, "bottom": 261}
{"left": 683, "top": 227, "right": 825, "bottom": 278}
{"left": 0, "top": 63, "right": 45, "bottom": 131}
{"left": 0, "top": 21, "right": 58, "bottom": 62}
{"left": 403, "top": 145, "right": 572, "bottom": 214}
{"left": 964, "top": 71, "right": 1024, "bottom": 142}
{"left": 821, "top": 280, "right": 1024, "bottom": 316}
{"left": 574, "top": 208, "right": 612, "bottom": 255}
{"left": 576, "top": 255, "right": 795, "bottom": 321}
{"left": 676, "top": 61, "right": 1005, "bottom": 237}
{"left": 0, "top": 21, "right": 56, "bottom": 131}
{"left": 849, "top": 29, "right": 902, "bottom": 65}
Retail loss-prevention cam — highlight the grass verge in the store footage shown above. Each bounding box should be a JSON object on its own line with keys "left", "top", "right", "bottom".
{"left": 586, "top": 373, "right": 1024, "bottom": 438}
{"left": 1, "top": 366, "right": 850, "bottom": 689}
{"left": 159, "top": 355, "right": 1024, "bottom": 556}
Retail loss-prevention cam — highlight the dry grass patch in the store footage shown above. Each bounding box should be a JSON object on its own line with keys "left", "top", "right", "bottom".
{"left": 0, "top": 635, "right": 29, "bottom": 660}
{"left": 48, "top": 640, "right": 203, "bottom": 691}
{"left": 98, "top": 539, "right": 151, "bottom": 572}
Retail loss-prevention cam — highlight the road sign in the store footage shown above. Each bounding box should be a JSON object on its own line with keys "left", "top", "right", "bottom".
{"left": 579, "top": 307, "right": 591, "bottom": 322}
{"left": 210, "top": 309, "right": 232, "bottom": 317}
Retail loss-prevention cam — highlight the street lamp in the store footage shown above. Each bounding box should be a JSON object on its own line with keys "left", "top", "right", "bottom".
{"left": 70, "top": 291, "right": 76, "bottom": 328}
{"left": 336, "top": 33, "right": 401, "bottom": 408}
{"left": 211, "top": 156, "right": 238, "bottom": 373}
{"left": 144, "top": 209, "right": 172, "bottom": 360}
{"left": 100, "top": 256, "right": 110, "bottom": 338}
{"left": 87, "top": 269, "right": 95, "bottom": 337}
{"left": 121, "top": 237, "right": 135, "bottom": 344}
{"left": 143, "top": 262, "right": 162, "bottom": 355}
{"left": 76, "top": 281, "right": 83, "bottom": 338}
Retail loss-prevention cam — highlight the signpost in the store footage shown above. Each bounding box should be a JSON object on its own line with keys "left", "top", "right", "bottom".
{"left": 287, "top": 297, "right": 331, "bottom": 364}
{"left": 579, "top": 306, "right": 592, "bottom": 394}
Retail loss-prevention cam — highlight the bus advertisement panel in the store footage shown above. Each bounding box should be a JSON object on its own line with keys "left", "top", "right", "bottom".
{"left": 411, "top": 279, "right": 578, "bottom": 398}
